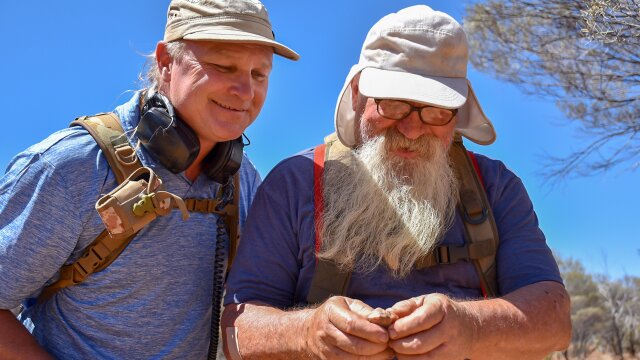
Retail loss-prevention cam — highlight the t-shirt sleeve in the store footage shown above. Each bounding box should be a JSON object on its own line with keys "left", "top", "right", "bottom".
{"left": 238, "top": 153, "right": 262, "bottom": 228}
{"left": 0, "top": 131, "right": 106, "bottom": 309}
{"left": 225, "top": 154, "right": 314, "bottom": 308}
{"left": 477, "top": 155, "right": 563, "bottom": 295}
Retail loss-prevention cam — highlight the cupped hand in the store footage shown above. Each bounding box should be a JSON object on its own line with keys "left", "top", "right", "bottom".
{"left": 305, "top": 296, "right": 396, "bottom": 359}
{"left": 386, "top": 293, "right": 478, "bottom": 359}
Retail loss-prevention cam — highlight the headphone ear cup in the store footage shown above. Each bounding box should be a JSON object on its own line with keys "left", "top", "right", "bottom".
{"left": 138, "top": 93, "right": 200, "bottom": 173}
{"left": 202, "top": 137, "right": 244, "bottom": 184}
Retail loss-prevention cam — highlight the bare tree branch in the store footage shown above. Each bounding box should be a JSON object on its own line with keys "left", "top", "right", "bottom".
{"left": 464, "top": 0, "right": 640, "bottom": 179}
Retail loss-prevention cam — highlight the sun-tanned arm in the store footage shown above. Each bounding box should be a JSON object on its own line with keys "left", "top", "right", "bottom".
{"left": 0, "top": 309, "right": 54, "bottom": 360}
{"left": 388, "top": 281, "right": 571, "bottom": 359}
{"left": 221, "top": 297, "right": 394, "bottom": 360}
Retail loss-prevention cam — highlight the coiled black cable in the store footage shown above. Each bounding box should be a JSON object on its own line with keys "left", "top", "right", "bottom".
{"left": 207, "top": 179, "right": 234, "bottom": 360}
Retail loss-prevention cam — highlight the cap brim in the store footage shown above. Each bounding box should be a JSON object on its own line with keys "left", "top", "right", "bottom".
{"left": 334, "top": 66, "right": 496, "bottom": 148}
{"left": 358, "top": 67, "right": 468, "bottom": 109}
{"left": 334, "top": 64, "right": 364, "bottom": 148}
{"left": 182, "top": 30, "right": 299, "bottom": 61}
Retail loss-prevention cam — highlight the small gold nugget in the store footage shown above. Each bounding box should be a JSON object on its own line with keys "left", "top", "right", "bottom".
{"left": 367, "top": 308, "right": 398, "bottom": 327}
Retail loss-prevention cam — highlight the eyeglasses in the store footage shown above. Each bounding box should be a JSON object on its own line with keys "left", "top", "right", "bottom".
{"left": 374, "top": 99, "right": 458, "bottom": 126}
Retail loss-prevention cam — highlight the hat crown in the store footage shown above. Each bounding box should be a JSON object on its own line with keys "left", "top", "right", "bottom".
{"left": 360, "top": 5, "right": 468, "bottom": 78}
{"left": 167, "top": 0, "right": 270, "bottom": 23}
{"left": 166, "top": 0, "right": 273, "bottom": 39}
{"left": 162, "top": 0, "right": 299, "bottom": 60}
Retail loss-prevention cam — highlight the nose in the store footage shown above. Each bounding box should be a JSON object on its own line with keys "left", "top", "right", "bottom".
{"left": 395, "top": 110, "right": 431, "bottom": 140}
{"left": 229, "top": 72, "right": 254, "bottom": 102}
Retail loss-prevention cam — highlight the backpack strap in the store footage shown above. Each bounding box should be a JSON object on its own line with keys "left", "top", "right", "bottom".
{"left": 226, "top": 173, "right": 241, "bottom": 271}
{"left": 39, "top": 113, "right": 240, "bottom": 302}
{"left": 72, "top": 113, "right": 142, "bottom": 182}
{"left": 306, "top": 134, "right": 353, "bottom": 304}
{"left": 182, "top": 176, "right": 239, "bottom": 272}
{"left": 39, "top": 113, "right": 145, "bottom": 301}
{"left": 306, "top": 133, "right": 499, "bottom": 304}
{"left": 446, "top": 136, "right": 499, "bottom": 298}
{"left": 414, "top": 137, "right": 499, "bottom": 298}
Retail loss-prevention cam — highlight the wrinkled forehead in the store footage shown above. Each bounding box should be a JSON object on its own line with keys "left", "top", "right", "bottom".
{"left": 180, "top": 40, "right": 274, "bottom": 66}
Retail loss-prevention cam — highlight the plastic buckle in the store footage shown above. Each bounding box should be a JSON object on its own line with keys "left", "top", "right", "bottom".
{"left": 436, "top": 245, "right": 470, "bottom": 265}
{"left": 448, "top": 245, "right": 471, "bottom": 264}
{"left": 72, "top": 255, "right": 96, "bottom": 283}
{"left": 71, "top": 244, "right": 111, "bottom": 283}
{"left": 436, "top": 246, "right": 450, "bottom": 264}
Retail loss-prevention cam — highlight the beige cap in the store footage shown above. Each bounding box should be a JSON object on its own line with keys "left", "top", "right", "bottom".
{"left": 164, "top": 0, "right": 299, "bottom": 60}
{"left": 335, "top": 5, "right": 496, "bottom": 147}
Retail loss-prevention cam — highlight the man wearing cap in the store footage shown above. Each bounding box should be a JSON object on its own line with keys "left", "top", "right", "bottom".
{"left": 221, "top": 5, "right": 570, "bottom": 360}
{"left": 0, "top": 0, "right": 297, "bottom": 359}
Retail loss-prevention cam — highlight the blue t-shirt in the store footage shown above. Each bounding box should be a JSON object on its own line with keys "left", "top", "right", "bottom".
{"left": 0, "top": 92, "right": 262, "bottom": 359}
{"left": 225, "top": 147, "right": 562, "bottom": 309}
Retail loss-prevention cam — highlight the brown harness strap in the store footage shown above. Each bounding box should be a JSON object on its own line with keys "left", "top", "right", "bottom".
{"left": 447, "top": 136, "right": 499, "bottom": 297}
{"left": 39, "top": 114, "right": 144, "bottom": 302}
{"left": 71, "top": 113, "right": 141, "bottom": 183}
{"left": 306, "top": 133, "right": 499, "bottom": 305}
{"left": 183, "top": 173, "right": 240, "bottom": 269}
{"left": 38, "top": 230, "right": 137, "bottom": 301}
{"left": 39, "top": 113, "right": 239, "bottom": 302}
{"left": 307, "top": 135, "right": 352, "bottom": 304}
{"left": 226, "top": 173, "right": 241, "bottom": 271}
{"left": 413, "top": 239, "right": 496, "bottom": 269}
{"left": 307, "top": 258, "right": 352, "bottom": 304}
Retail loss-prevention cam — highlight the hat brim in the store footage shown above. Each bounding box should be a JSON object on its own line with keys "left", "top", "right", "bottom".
{"left": 359, "top": 67, "right": 468, "bottom": 109}
{"left": 456, "top": 84, "right": 496, "bottom": 145}
{"left": 334, "top": 66, "right": 496, "bottom": 148}
{"left": 181, "top": 30, "right": 300, "bottom": 61}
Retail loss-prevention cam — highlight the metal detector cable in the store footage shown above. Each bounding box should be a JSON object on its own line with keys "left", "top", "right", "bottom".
{"left": 207, "top": 179, "right": 234, "bottom": 360}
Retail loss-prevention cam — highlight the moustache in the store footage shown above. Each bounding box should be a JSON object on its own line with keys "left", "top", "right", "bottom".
{"left": 381, "top": 127, "right": 439, "bottom": 160}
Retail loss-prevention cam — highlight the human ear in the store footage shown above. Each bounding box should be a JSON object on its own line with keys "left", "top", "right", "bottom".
{"left": 155, "top": 41, "right": 172, "bottom": 82}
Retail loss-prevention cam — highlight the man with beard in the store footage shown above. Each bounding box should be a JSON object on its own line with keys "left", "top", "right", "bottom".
{"left": 221, "top": 5, "right": 570, "bottom": 360}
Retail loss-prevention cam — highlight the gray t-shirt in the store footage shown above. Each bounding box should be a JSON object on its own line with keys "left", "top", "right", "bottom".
{"left": 225, "top": 147, "right": 562, "bottom": 309}
{"left": 0, "top": 92, "right": 261, "bottom": 359}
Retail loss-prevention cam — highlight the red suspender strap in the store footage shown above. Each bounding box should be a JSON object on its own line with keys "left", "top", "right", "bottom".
{"left": 307, "top": 139, "right": 353, "bottom": 304}
{"left": 313, "top": 144, "right": 326, "bottom": 262}
{"left": 480, "top": 276, "right": 488, "bottom": 299}
{"left": 467, "top": 151, "right": 486, "bottom": 189}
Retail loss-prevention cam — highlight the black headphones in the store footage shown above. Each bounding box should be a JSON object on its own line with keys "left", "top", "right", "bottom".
{"left": 137, "top": 92, "right": 245, "bottom": 184}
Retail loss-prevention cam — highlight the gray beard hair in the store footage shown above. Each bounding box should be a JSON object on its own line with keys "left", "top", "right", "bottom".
{"left": 318, "top": 129, "right": 458, "bottom": 278}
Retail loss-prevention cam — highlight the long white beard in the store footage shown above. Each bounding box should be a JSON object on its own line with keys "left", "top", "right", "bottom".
{"left": 318, "top": 128, "right": 458, "bottom": 278}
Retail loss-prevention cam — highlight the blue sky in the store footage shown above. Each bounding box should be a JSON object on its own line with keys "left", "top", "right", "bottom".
{"left": 1, "top": 1, "right": 637, "bottom": 279}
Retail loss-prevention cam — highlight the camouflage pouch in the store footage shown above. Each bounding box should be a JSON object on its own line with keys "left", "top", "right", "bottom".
{"left": 96, "top": 167, "right": 189, "bottom": 239}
